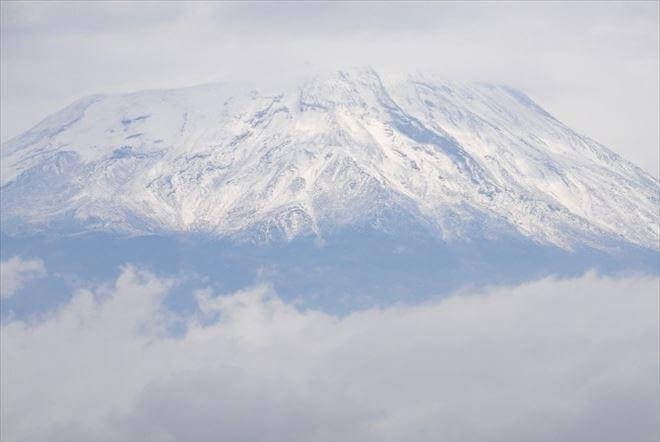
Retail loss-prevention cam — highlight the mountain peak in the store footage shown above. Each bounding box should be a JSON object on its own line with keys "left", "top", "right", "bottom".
{"left": 1, "top": 69, "right": 657, "bottom": 251}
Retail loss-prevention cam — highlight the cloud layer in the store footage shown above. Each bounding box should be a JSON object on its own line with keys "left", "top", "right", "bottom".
{"left": 1, "top": 265, "right": 658, "bottom": 441}
{"left": 1, "top": 2, "right": 658, "bottom": 177}
{"left": 0, "top": 256, "right": 45, "bottom": 298}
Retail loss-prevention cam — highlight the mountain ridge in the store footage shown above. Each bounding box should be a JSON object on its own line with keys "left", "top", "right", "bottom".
{"left": 1, "top": 68, "right": 657, "bottom": 251}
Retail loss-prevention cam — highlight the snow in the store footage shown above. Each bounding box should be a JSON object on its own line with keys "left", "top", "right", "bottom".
{"left": 1, "top": 68, "right": 657, "bottom": 250}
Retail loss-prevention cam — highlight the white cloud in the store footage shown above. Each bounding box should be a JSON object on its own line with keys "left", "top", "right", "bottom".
{"left": 0, "top": 256, "right": 45, "bottom": 298}
{"left": 1, "top": 266, "right": 658, "bottom": 441}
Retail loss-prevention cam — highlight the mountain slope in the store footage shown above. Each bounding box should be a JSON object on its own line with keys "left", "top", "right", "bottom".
{"left": 1, "top": 68, "right": 657, "bottom": 251}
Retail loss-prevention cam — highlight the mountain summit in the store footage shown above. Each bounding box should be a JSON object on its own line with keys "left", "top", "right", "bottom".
{"left": 1, "top": 68, "right": 657, "bottom": 251}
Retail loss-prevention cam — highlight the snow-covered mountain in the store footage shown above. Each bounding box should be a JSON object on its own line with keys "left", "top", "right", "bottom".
{"left": 1, "top": 68, "right": 658, "bottom": 252}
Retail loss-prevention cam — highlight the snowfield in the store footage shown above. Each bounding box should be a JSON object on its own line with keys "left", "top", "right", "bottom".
{"left": 1, "top": 68, "right": 657, "bottom": 251}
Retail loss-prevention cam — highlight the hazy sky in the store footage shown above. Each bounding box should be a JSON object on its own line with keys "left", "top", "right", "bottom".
{"left": 1, "top": 1, "right": 658, "bottom": 177}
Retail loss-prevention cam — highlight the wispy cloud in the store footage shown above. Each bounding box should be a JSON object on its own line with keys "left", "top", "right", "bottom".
{"left": 0, "top": 256, "right": 45, "bottom": 298}
{"left": 2, "top": 265, "right": 658, "bottom": 441}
